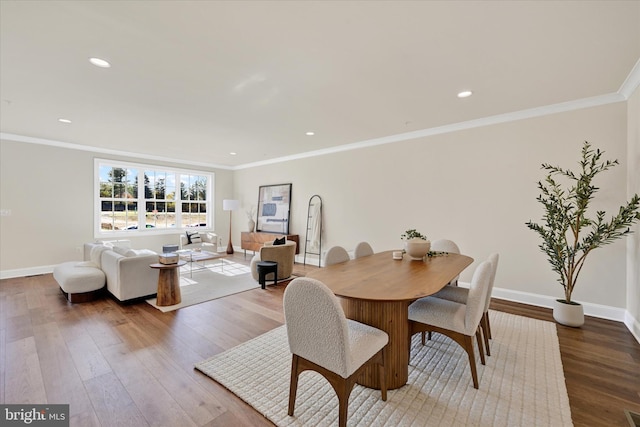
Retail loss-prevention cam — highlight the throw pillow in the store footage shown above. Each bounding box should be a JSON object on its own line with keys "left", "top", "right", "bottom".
{"left": 273, "top": 237, "right": 286, "bottom": 245}
{"left": 186, "top": 230, "right": 201, "bottom": 244}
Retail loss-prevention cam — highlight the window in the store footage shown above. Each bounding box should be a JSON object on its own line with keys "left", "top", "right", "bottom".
{"left": 96, "top": 159, "right": 214, "bottom": 235}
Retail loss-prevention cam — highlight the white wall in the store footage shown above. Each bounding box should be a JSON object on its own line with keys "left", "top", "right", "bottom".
{"left": 0, "top": 140, "right": 233, "bottom": 275}
{"left": 234, "top": 102, "right": 631, "bottom": 314}
{"left": 0, "top": 100, "right": 635, "bottom": 325}
{"left": 627, "top": 85, "right": 640, "bottom": 339}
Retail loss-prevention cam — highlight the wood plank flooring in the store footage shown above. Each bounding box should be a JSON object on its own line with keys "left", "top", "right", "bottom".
{"left": 1, "top": 254, "right": 639, "bottom": 426}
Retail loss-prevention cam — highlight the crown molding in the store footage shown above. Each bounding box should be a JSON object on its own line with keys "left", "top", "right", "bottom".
{"left": 618, "top": 57, "right": 640, "bottom": 99}
{"left": 235, "top": 92, "right": 626, "bottom": 170}
{"left": 0, "top": 133, "right": 235, "bottom": 170}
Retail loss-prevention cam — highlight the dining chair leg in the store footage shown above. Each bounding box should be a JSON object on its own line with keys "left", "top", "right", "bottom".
{"left": 288, "top": 355, "right": 300, "bottom": 416}
{"left": 463, "top": 335, "right": 480, "bottom": 389}
{"left": 484, "top": 312, "right": 492, "bottom": 339}
{"left": 481, "top": 315, "right": 491, "bottom": 356}
{"left": 475, "top": 329, "right": 486, "bottom": 365}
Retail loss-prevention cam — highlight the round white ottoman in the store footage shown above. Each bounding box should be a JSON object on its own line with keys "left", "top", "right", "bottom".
{"left": 53, "top": 261, "right": 106, "bottom": 303}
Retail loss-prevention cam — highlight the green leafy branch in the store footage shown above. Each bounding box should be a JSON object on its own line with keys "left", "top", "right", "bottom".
{"left": 525, "top": 141, "right": 640, "bottom": 303}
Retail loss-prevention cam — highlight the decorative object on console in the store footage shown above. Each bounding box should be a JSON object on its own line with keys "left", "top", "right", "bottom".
{"left": 525, "top": 141, "right": 640, "bottom": 327}
{"left": 401, "top": 229, "right": 431, "bottom": 260}
{"left": 246, "top": 205, "right": 256, "bottom": 232}
{"left": 256, "top": 183, "right": 292, "bottom": 234}
{"left": 223, "top": 199, "right": 240, "bottom": 254}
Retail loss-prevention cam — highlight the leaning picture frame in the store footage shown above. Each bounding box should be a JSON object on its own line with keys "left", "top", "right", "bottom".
{"left": 256, "top": 183, "right": 292, "bottom": 234}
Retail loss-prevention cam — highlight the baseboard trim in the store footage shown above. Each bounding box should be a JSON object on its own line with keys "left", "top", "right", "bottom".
{"left": 624, "top": 311, "right": 640, "bottom": 344}
{"left": 0, "top": 265, "right": 56, "bottom": 279}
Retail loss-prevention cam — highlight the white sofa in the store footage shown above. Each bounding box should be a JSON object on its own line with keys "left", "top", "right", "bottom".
{"left": 84, "top": 243, "right": 160, "bottom": 303}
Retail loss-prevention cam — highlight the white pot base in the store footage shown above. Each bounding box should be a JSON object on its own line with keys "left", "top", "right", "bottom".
{"left": 552, "top": 299, "right": 584, "bottom": 327}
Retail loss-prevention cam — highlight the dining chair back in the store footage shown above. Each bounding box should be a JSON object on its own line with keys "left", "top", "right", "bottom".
{"left": 283, "top": 277, "right": 388, "bottom": 427}
{"left": 354, "top": 241, "right": 374, "bottom": 259}
{"left": 431, "top": 239, "right": 461, "bottom": 286}
{"left": 408, "top": 260, "right": 492, "bottom": 388}
{"left": 324, "top": 245, "right": 350, "bottom": 266}
{"left": 430, "top": 238, "right": 460, "bottom": 254}
{"left": 431, "top": 253, "right": 499, "bottom": 355}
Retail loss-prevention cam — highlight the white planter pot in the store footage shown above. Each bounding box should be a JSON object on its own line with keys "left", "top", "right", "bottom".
{"left": 553, "top": 299, "right": 584, "bottom": 327}
{"left": 404, "top": 239, "right": 431, "bottom": 260}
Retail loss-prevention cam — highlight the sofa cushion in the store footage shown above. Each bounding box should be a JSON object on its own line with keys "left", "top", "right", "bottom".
{"left": 125, "top": 249, "right": 156, "bottom": 257}
{"left": 90, "top": 244, "right": 111, "bottom": 269}
{"left": 112, "top": 246, "right": 130, "bottom": 256}
{"left": 273, "top": 237, "right": 286, "bottom": 245}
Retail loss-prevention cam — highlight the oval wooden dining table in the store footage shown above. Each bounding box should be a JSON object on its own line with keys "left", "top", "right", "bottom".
{"left": 307, "top": 250, "right": 473, "bottom": 390}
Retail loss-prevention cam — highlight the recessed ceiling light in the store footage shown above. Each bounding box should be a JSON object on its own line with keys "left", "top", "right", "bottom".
{"left": 457, "top": 90, "right": 473, "bottom": 98}
{"left": 305, "top": 131, "right": 315, "bottom": 136}
{"left": 89, "top": 57, "right": 111, "bottom": 68}
{"left": 58, "top": 118, "right": 72, "bottom": 123}
{"left": 230, "top": 152, "right": 237, "bottom": 155}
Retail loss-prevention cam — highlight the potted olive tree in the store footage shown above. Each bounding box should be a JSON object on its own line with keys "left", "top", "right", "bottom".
{"left": 526, "top": 141, "right": 640, "bottom": 327}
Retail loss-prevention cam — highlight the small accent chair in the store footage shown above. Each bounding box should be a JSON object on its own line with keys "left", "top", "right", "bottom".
{"left": 324, "top": 245, "right": 350, "bottom": 266}
{"left": 408, "top": 260, "right": 492, "bottom": 389}
{"left": 354, "top": 241, "right": 374, "bottom": 259}
{"left": 283, "top": 278, "right": 389, "bottom": 427}
{"left": 250, "top": 240, "right": 297, "bottom": 282}
{"left": 431, "top": 253, "right": 499, "bottom": 355}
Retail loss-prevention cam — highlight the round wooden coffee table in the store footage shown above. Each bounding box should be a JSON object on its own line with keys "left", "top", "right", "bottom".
{"left": 149, "top": 261, "right": 186, "bottom": 306}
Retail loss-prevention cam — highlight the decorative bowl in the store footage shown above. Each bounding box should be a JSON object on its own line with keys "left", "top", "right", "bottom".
{"left": 404, "top": 239, "right": 431, "bottom": 260}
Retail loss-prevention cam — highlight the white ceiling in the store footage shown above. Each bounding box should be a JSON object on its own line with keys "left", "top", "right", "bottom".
{"left": 1, "top": 1, "right": 639, "bottom": 169}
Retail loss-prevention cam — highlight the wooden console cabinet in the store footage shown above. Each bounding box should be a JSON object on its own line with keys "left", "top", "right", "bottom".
{"left": 241, "top": 232, "right": 300, "bottom": 254}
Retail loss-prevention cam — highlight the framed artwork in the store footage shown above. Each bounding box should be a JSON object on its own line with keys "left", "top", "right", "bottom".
{"left": 256, "top": 183, "right": 292, "bottom": 234}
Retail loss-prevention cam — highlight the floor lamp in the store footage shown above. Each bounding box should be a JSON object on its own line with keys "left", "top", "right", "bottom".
{"left": 223, "top": 199, "right": 240, "bottom": 254}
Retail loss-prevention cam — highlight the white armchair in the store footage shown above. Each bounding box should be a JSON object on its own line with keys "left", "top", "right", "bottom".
{"left": 250, "top": 240, "right": 297, "bottom": 281}
{"left": 179, "top": 230, "right": 218, "bottom": 251}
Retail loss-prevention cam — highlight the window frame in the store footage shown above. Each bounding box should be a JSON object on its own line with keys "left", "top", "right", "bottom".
{"left": 94, "top": 158, "right": 214, "bottom": 237}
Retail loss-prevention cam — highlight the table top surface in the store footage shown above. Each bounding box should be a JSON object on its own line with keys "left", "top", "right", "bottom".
{"left": 149, "top": 260, "right": 187, "bottom": 269}
{"left": 175, "top": 250, "right": 226, "bottom": 261}
{"left": 307, "top": 250, "right": 473, "bottom": 302}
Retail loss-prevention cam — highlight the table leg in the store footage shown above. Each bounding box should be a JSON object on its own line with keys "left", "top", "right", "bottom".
{"left": 340, "top": 298, "right": 409, "bottom": 390}
{"left": 157, "top": 267, "right": 182, "bottom": 306}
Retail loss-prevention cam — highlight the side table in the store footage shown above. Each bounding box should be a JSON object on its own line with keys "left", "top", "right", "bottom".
{"left": 150, "top": 260, "right": 186, "bottom": 306}
{"left": 256, "top": 261, "right": 278, "bottom": 290}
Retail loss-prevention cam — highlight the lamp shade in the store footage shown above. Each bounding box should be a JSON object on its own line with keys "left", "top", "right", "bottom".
{"left": 223, "top": 199, "right": 240, "bottom": 211}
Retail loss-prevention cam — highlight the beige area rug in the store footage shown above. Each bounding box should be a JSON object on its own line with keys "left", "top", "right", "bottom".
{"left": 195, "top": 311, "right": 572, "bottom": 426}
{"left": 146, "top": 260, "right": 258, "bottom": 312}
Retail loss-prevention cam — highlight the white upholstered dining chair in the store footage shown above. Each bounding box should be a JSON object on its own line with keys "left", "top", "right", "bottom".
{"left": 283, "top": 277, "right": 389, "bottom": 427}
{"left": 324, "top": 245, "right": 350, "bottom": 266}
{"left": 408, "top": 260, "right": 492, "bottom": 389}
{"left": 431, "top": 238, "right": 461, "bottom": 285}
{"left": 354, "top": 241, "right": 374, "bottom": 259}
{"left": 431, "top": 253, "right": 500, "bottom": 355}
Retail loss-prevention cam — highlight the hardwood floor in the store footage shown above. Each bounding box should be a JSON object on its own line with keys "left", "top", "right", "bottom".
{"left": 1, "top": 254, "right": 639, "bottom": 426}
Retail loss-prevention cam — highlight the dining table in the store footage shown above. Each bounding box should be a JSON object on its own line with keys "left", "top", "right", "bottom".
{"left": 307, "top": 250, "right": 473, "bottom": 390}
